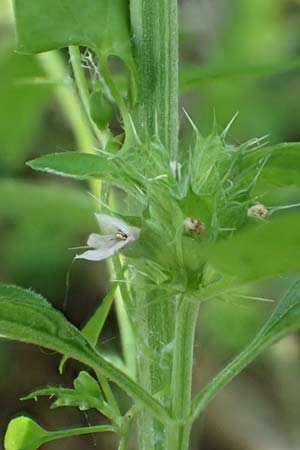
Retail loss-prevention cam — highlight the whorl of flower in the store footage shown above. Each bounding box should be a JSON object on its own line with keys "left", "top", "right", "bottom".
{"left": 247, "top": 203, "right": 269, "bottom": 219}
{"left": 76, "top": 214, "right": 140, "bottom": 261}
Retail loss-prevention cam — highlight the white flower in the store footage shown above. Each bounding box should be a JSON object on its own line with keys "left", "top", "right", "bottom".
{"left": 76, "top": 214, "right": 140, "bottom": 261}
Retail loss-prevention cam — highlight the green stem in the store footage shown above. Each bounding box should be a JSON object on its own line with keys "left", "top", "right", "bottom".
{"left": 37, "top": 50, "right": 100, "bottom": 195}
{"left": 167, "top": 298, "right": 200, "bottom": 450}
{"left": 98, "top": 54, "right": 133, "bottom": 144}
{"left": 68, "top": 46, "right": 111, "bottom": 148}
{"left": 130, "top": 0, "right": 179, "bottom": 159}
{"left": 190, "top": 332, "right": 283, "bottom": 422}
{"left": 129, "top": 1, "right": 179, "bottom": 449}
{"left": 47, "top": 424, "right": 117, "bottom": 444}
{"left": 37, "top": 51, "right": 93, "bottom": 152}
{"left": 112, "top": 255, "right": 137, "bottom": 379}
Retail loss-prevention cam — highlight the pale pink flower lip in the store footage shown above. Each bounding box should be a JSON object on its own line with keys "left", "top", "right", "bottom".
{"left": 76, "top": 213, "right": 140, "bottom": 261}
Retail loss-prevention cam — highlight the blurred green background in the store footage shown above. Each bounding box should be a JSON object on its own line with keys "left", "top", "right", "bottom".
{"left": 1, "top": 0, "right": 300, "bottom": 449}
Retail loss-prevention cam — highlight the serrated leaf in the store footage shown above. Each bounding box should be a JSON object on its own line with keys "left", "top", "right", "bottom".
{"left": 209, "top": 212, "right": 300, "bottom": 283}
{"left": 4, "top": 416, "right": 116, "bottom": 450}
{"left": 0, "top": 285, "right": 170, "bottom": 423}
{"left": 27, "top": 152, "right": 117, "bottom": 180}
{"left": 23, "top": 371, "right": 113, "bottom": 417}
{"left": 191, "top": 278, "right": 300, "bottom": 419}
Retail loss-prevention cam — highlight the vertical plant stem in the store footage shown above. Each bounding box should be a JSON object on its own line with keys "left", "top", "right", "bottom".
{"left": 130, "top": 0, "right": 179, "bottom": 159}
{"left": 130, "top": 1, "right": 179, "bottom": 449}
{"left": 168, "top": 298, "right": 200, "bottom": 450}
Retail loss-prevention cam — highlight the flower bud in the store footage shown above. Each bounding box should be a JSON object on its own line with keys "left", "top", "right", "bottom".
{"left": 247, "top": 203, "right": 268, "bottom": 219}
{"left": 184, "top": 217, "right": 205, "bottom": 237}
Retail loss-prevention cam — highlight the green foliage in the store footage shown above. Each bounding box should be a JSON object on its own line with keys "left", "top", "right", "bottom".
{"left": 5, "top": 417, "right": 46, "bottom": 450}
{"left": 14, "top": 0, "right": 132, "bottom": 62}
{"left": 60, "top": 285, "right": 117, "bottom": 371}
{"left": 27, "top": 152, "right": 117, "bottom": 179}
{"left": 81, "top": 285, "right": 117, "bottom": 346}
{"left": 90, "top": 91, "right": 114, "bottom": 130}
{"left": 23, "top": 371, "right": 114, "bottom": 418}
{"left": 180, "top": 59, "right": 300, "bottom": 92}
{"left": 210, "top": 212, "right": 300, "bottom": 283}
{"left": 4, "top": 416, "right": 117, "bottom": 450}
{"left": 13, "top": 0, "right": 136, "bottom": 104}
{"left": 0, "top": 284, "right": 170, "bottom": 422}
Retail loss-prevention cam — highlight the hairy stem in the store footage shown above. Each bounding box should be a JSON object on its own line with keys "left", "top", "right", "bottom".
{"left": 167, "top": 298, "right": 200, "bottom": 450}
{"left": 129, "top": 1, "right": 179, "bottom": 449}
{"left": 130, "top": 0, "right": 179, "bottom": 159}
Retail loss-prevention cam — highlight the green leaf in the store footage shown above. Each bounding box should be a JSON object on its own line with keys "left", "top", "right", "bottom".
{"left": 0, "top": 285, "right": 170, "bottom": 423}
{"left": 191, "top": 278, "right": 300, "bottom": 420}
{"left": 82, "top": 285, "right": 117, "bottom": 347}
{"left": 4, "top": 417, "right": 46, "bottom": 450}
{"left": 27, "top": 152, "right": 117, "bottom": 180}
{"left": 13, "top": 0, "right": 136, "bottom": 99}
{"left": 180, "top": 59, "right": 300, "bottom": 92}
{"left": 13, "top": 0, "right": 132, "bottom": 61}
{"left": 4, "top": 416, "right": 116, "bottom": 450}
{"left": 210, "top": 212, "right": 300, "bottom": 283}
{"left": 23, "top": 371, "right": 113, "bottom": 418}
{"left": 259, "top": 143, "right": 300, "bottom": 187}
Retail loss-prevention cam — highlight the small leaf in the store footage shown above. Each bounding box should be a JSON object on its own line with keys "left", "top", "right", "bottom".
{"left": 210, "top": 212, "right": 300, "bottom": 282}
{"left": 82, "top": 285, "right": 117, "bottom": 347}
{"left": 23, "top": 371, "right": 113, "bottom": 417}
{"left": 4, "top": 416, "right": 116, "bottom": 450}
{"left": 191, "top": 278, "right": 300, "bottom": 420}
{"left": 27, "top": 152, "right": 117, "bottom": 180}
{"left": 60, "top": 285, "right": 117, "bottom": 372}
{"left": 4, "top": 417, "right": 46, "bottom": 450}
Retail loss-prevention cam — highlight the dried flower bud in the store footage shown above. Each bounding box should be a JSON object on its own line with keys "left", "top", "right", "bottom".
{"left": 247, "top": 203, "right": 268, "bottom": 219}
{"left": 184, "top": 217, "right": 205, "bottom": 237}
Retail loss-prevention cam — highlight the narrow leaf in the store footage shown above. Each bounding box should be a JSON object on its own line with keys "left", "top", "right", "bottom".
{"left": 82, "top": 285, "right": 117, "bottom": 346}
{"left": 0, "top": 285, "right": 170, "bottom": 423}
{"left": 59, "top": 285, "right": 117, "bottom": 372}
{"left": 27, "top": 152, "right": 117, "bottom": 180}
{"left": 180, "top": 59, "right": 300, "bottom": 92}
{"left": 191, "top": 278, "right": 300, "bottom": 420}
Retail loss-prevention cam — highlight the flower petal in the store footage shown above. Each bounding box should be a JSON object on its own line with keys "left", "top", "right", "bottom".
{"left": 75, "top": 239, "right": 125, "bottom": 261}
{"left": 95, "top": 214, "right": 130, "bottom": 234}
{"left": 87, "top": 233, "right": 115, "bottom": 248}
